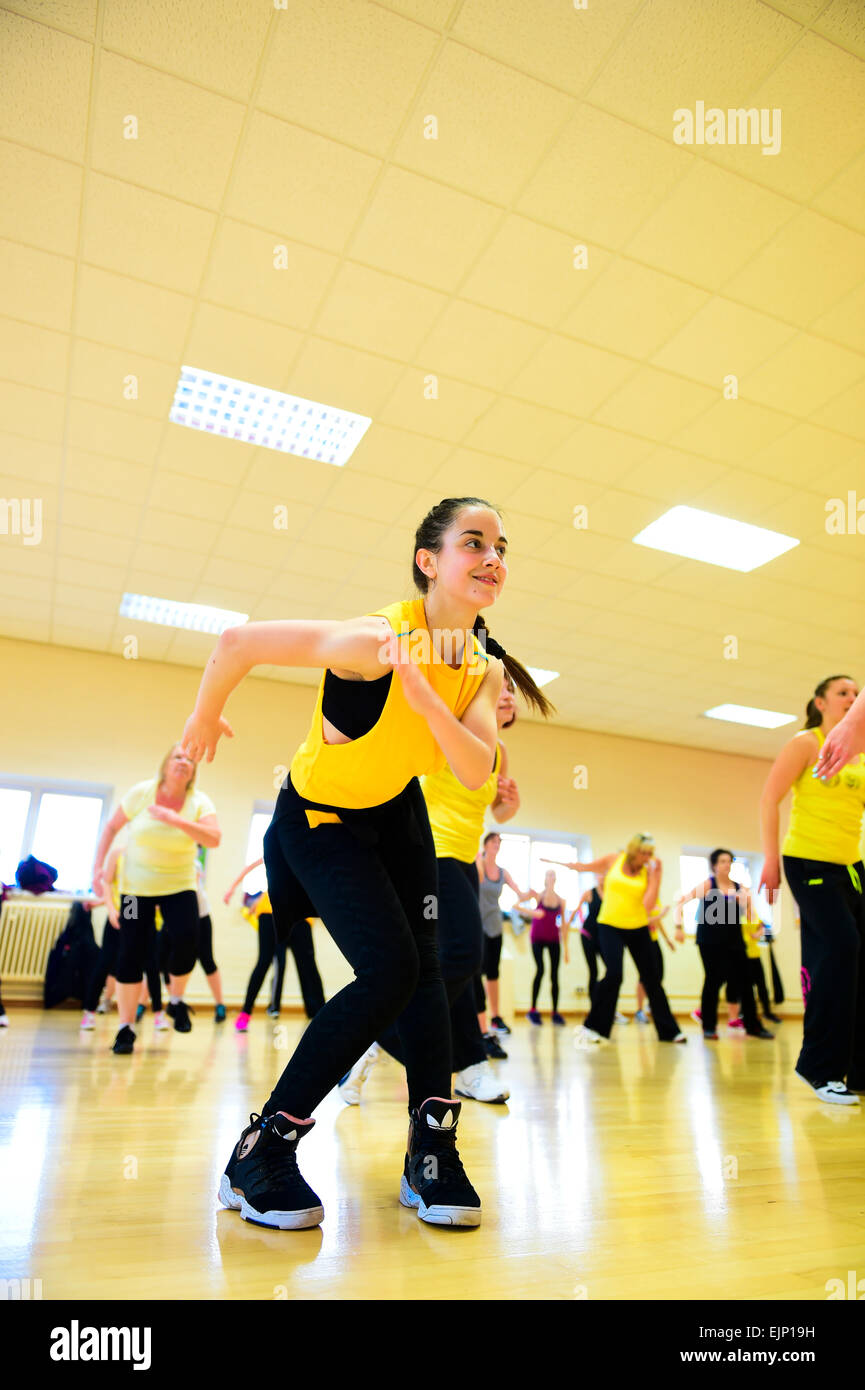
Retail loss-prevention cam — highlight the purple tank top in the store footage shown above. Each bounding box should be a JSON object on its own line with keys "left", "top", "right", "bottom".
{"left": 532, "top": 900, "right": 560, "bottom": 943}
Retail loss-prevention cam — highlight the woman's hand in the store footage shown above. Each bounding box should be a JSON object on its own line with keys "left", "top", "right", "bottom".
{"left": 378, "top": 630, "right": 439, "bottom": 718}
{"left": 148, "top": 804, "right": 181, "bottom": 826}
{"left": 674, "top": 927, "right": 685, "bottom": 945}
{"left": 181, "top": 711, "right": 235, "bottom": 764}
{"left": 814, "top": 714, "right": 865, "bottom": 780}
{"left": 92, "top": 865, "right": 106, "bottom": 897}
{"left": 759, "top": 856, "right": 781, "bottom": 897}
{"left": 223, "top": 887, "right": 235, "bottom": 906}
{"left": 107, "top": 902, "right": 120, "bottom": 930}
{"left": 496, "top": 775, "right": 519, "bottom": 806}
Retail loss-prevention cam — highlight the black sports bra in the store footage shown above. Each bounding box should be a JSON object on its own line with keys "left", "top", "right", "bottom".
{"left": 321, "top": 668, "right": 392, "bottom": 740}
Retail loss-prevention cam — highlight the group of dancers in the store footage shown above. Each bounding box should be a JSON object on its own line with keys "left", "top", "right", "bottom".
{"left": 83, "top": 495, "right": 865, "bottom": 1229}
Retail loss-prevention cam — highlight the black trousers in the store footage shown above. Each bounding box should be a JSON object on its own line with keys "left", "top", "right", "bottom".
{"left": 84, "top": 919, "right": 164, "bottom": 1013}
{"left": 261, "top": 774, "right": 449, "bottom": 1117}
{"left": 115, "top": 891, "right": 199, "bottom": 984}
{"left": 638, "top": 937, "right": 664, "bottom": 986}
{"left": 378, "top": 856, "right": 487, "bottom": 1073}
{"left": 585, "top": 924, "right": 679, "bottom": 1040}
{"left": 784, "top": 856, "right": 865, "bottom": 1086}
{"left": 269, "top": 916, "right": 326, "bottom": 1018}
{"left": 581, "top": 927, "right": 602, "bottom": 1007}
{"left": 531, "top": 940, "right": 561, "bottom": 1010}
{"left": 697, "top": 939, "right": 760, "bottom": 1034}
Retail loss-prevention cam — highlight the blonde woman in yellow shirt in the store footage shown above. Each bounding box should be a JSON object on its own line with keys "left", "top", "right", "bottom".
{"left": 760, "top": 674, "right": 865, "bottom": 1104}
{"left": 182, "top": 497, "right": 553, "bottom": 1231}
{"left": 91, "top": 745, "right": 221, "bottom": 1055}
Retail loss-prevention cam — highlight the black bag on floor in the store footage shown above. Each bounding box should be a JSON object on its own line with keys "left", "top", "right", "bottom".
{"left": 43, "top": 903, "right": 99, "bottom": 1008}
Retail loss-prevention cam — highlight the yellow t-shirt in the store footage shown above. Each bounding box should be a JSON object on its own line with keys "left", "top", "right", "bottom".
{"left": 421, "top": 745, "right": 501, "bottom": 862}
{"left": 598, "top": 853, "right": 651, "bottom": 930}
{"left": 290, "top": 598, "right": 490, "bottom": 811}
{"left": 783, "top": 728, "right": 865, "bottom": 865}
{"left": 742, "top": 919, "right": 762, "bottom": 959}
{"left": 120, "top": 778, "right": 215, "bottom": 897}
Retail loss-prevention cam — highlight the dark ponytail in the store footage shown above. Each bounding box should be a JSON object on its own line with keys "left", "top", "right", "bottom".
{"left": 804, "top": 674, "right": 853, "bottom": 729}
{"left": 413, "top": 496, "right": 556, "bottom": 718}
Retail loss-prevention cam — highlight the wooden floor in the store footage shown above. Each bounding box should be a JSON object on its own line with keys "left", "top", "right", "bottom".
{"left": 1, "top": 1005, "right": 863, "bottom": 1301}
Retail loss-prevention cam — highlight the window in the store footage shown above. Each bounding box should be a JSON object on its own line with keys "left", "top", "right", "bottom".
{"left": 242, "top": 804, "right": 274, "bottom": 895}
{"left": 493, "top": 828, "right": 592, "bottom": 925}
{"left": 678, "top": 848, "right": 774, "bottom": 936}
{"left": 0, "top": 776, "right": 111, "bottom": 894}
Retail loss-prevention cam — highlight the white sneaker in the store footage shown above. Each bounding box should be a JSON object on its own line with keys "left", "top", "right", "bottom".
{"left": 338, "top": 1043, "right": 381, "bottom": 1105}
{"left": 614, "top": 1011, "right": 630, "bottom": 1025}
{"left": 96, "top": 996, "right": 112, "bottom": 1014}
{"left": 671, "top": 1032, "right": 688, "bottom": 1044}
{"left": 574, "top": 1025, "right": 609, "bottom": 1048}
{"left": 797, "top": 1071, "right": 860, "bottom": 1106}
{"left": 153, "top": 1010, "right": 171, "bottom": 1031}
{"left": 80, "top": 1010, "right": 96, "bottom": 1030}
{"left": 454, "top": 1060, "right": 509, "bottom": 1104}
{"left": 0, "top": 1012, "right": 9, "bottom": 1027}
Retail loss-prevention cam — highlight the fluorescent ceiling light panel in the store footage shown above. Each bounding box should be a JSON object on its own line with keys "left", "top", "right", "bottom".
{"left": 170, "top": 366, "right": 372, "bottom": 466}
{"left": 120, "top": 593, "right": 248, "bottom": 635}
{"left": 527, "top": 667, "right": 559, "bottom": 688}
{"left": 632, "top": 505, "right": 798, "bottom": 572}
{"left": 704, "top": 704, "right": 796, "bottom": 729}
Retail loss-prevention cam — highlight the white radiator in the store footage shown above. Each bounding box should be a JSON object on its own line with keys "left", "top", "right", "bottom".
{"left": 0, "top": 894, "right": 83, "bottom": 997}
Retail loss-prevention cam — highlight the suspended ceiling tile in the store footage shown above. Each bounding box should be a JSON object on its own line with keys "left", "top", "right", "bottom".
{"left": 810, "top": 377, "right": 865, "bottom": 439}
{"left": 0, "top": 380, "right": 66, "bottom": 443}
{"left": 651, "top": 297, "right": 795, "bottom": 386}
{"left": 625, "top": 162, "right": 796, "bottom": 289}
{"left": 812, "top": 148, "right": 865, "bottom": 235}
{"left": 315, "top": 262, "right": 447, "bottom": 361}
{"left": 746, "top": 421, "right": 863, "bottom": 487}
{"left": 685, "top": 471, "right": 796, "bottom": 522}
{"left": 159, "top": 427, "right": 256, "bottom": 486}
{"left": 452, "top": 0, "right": 642, "bottom": 96}
{"left": 460, "top": 398, "right": 575, "bottom": 464}
{"left": 813, "top": 0, "right": 865, "bottom": 59}
{"left": 616, "top": 447, "right": 729, "bottom": 503}
{"left": 505, "top": 469, "right": 605, "bottom": 525}
{"left": 585, "top": 0, "right": 798, "bottom": 139}
{"left": 0, "top": 435, "right": 63, "bottom": 486}
{"left": 0, "top": 239, "right": 74, "bottom": 332}
{"left": 0, "top": 141, "right": 83, "bottom": 257}
{"left": 138, "top": 507, "right": 220, "bottom": 553}
{"left": 63, "top": 449, "right": 149, "bottom": 504}
{"left": 518, "top": 105, "right": 687, "bottom": 250}
{"left": 81, "top": 174, "right": 215, "bottom": 294}
{"left": 128, "top": 543, "right": 205, "bottom": 583}
{"left": 0, "top": 570, "right": 51, "bottom": 604}
{"left": 197, "top": 555, "right": 271, "bottom": 596}
{"left": 285, "top": 339, "right": 402, "bottom": 421}
{"left": 223, "top": 491, "right": 313, "bottom": 538}
{"left": 50, "top": 580, "right": 120, "bottom": 616}
{"left": 393, "top": 41, "right": 573, "bottom": 206}
{"left": 510, "top": 335, "right": 634, "bottom": 417}
{"left": 90, "top": 53, "right": 245, "bottom": 209}
{"left": 350, "top": 167, "right": 501, "bottom": 293}
{"left": 416, "top": 302, "right": 545, "bottom": 393}
{"left": 102, "top": 0, "right": 269, "bottom": 101}
{"left": 593, "top": 366, "right": 717, "bottom": 441}
{"left": 66, "top": 398, "right": 162, "bottom": 464}
{"left": 202, "top": 220, "right": 336, "bottom": 331}
{"left": 212, "top": 528, "right": 298, "bottom": 573}
{"left": 376, "top": 0, "right": 455, "bottom": 26}
{"left": 380, "top": 369, "right": 496, "bottom": 442}
{"left": 348, "top": 424, "right": 451, "bottom": 485}
{"left": 546, "top": 421, "right": 656, "bottom": 486}
{"left": 240, "top": 449, "right": 342, "bottom": 505}
{"left": 323, "top": 470, "right": 420, "bottom": 526}
{"left": 812, "top": 281, "right": 865, "bottom": 356}
{"left": 68, "top": 339, "right": 178, "bottom": 420}
{"left": 3, "top": 0, "right": 97, "bottom": 38}
{"left": 670, "top": 396, "right": 792, "bottom": 463}
{"left": 301, "top": 510, "right": 390, "bottom": 557}
{"left": 54, "top": 553, "right": 126, "bottom": 591}
{"left": 0, "top": 320, "right": 69, "bottom": 394}
{"left": 562, "top": 259, "right": 707, "bottom": 360}
{"left": 57, "top": 523, "right": 131, "bottom": 569}
{"left": 184, "top": 305, "right": 304, "bottom": 397}
{"left": 588, "top": 489, "right": 670, "bottom": 542}
{"left": 461, "top": 216, "right": 612, "bottom": 328}
{"left": 425, "top": 449, "right": 533, "bottom": 503}
{"left": 742, "top": 335, "right": 865, "bottom": 416}
{"left": 725, "top": 210, "right": 865, "bottom": 325}
{"left": 75, "top": 265, "right": 193, "bottom": 361}
{"left": 225, "top": 113, "right": 381, "bottom": 256}
{"left": 0, "top": 10, "right": 91, "bottom": 161}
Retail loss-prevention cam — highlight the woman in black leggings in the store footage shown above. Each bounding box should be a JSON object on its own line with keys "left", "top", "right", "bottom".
{"left": 225, "top": 857, "right": 325, "bottom": 1029}
{"left": 182, "top": 496, "right": 553, "bottom": 1229}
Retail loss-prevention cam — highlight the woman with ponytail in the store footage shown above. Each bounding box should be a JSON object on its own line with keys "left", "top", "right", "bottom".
{"left": 760, "top": 675, "right": 865, "bottom": 1104}
{"left": 181, "top": 497, "right": 552, "bottom": 1230}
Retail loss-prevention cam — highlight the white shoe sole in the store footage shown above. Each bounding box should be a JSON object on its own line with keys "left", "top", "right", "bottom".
{"left": 398, "top": 1174, "right": 481, "bottom": 1227}
{"left": 218, "top": 1173, "right": 324, "bottom": 1228}
{"left": 454, "top": 1085, "right": 509, "bottom": 1104}
{"left": 795, "top": 1071, "right": 860, "bottom": 1106}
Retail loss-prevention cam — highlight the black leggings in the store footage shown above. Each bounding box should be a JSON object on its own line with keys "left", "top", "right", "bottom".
{"left": 243, "top": 913, "right": 286, "bottom": 1015}
{"left": 697, "top": 940, "right": 759, "bottom": 1034}
{"left": 378, "top": 856, "right": 487, "bottom": 1073}
{"left": 261, "top": 774, "right": 449, "bottom": 1117}
{"left": 585, "top": 924, "right": 679, "bottom": 1040}
{"left": 115, "top": 891, "right": 200, "bottom": 984}
{"left": 581, "top": 928, "right": 602, "bottom": 1007}
{"left": 84, "top": 920, "right": 164, "bottom": 1013}
{"left": 784, "top": 855, "right": 865, "bottom": 1086}
{"left": 531, "top": 941, "right": 560, "bottom": 1011}
{"left": 195, "top": 914, "right": 218, "bottom": 976}
{"left": 243, "top": 915, "right": 325, "bottom": 1019}
{"left": 472, "top": 933, "right": 504, "bottom": 1014}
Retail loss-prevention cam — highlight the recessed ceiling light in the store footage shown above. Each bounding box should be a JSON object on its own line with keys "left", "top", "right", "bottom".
{"left": 527, "top": 667, "right": 559, "bottom": 688}
{"left": 633, "top": 505, "right": 798, "bottom": 572}
{"left": 119, "top": 593, "right": 248, "bottom": 635}
{"left": 169, "top": 366, "right": 372, "bottom": 466}
{"left": 704, "top": 704, "right": 796, "bottom": 729}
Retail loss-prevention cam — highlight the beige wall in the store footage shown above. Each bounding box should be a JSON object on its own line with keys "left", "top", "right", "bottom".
{"left": 1, "top": 635, "right": 803, "bottom": 1017}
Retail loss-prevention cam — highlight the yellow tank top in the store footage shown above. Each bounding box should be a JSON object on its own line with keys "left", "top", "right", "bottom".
{"left": 290, "top": 598, "right": 490, "bottom": 811}
{"left": 742, "top": 918, "right": 761, "bottom": 959}
{"left": 421, "top": 745, "right": 501, "bottom": 861}
{"left": 782, "top": 728, "right": 865, "bottom": 865}
{"left": 598, "top": 853, "right": 650, "bottom": 929}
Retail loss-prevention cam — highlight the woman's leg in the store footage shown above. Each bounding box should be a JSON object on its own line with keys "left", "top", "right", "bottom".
{"left": 244, "top": 914, "right": 275, "bottom": 1015}
{"left": 451, "top": 983, "right": 488, "bottom": 1072}
{"left": 584, "top": 926, "right": 624, "bottom": 1037}
{"left": 530, "top": 942, "right": 545, "bottom": 1009}
{"left": 699, "top": 944, "right": 724, "bottom": 1033}
{"left": 626, "top": 929, "right": 679, "bottom": 1040}
{"left": 158, "top": 892, "right": 200, "bottom": 1000}
{"left": 549, "top": 942, "right": 561, "bottom": 1013}
{"left": 144, "top": 927, "right": 163, "bottom": 1014}
{"left": 287, "top": 918, "right": 325, "bottom": 1018}
{"left": 485, "top": 934, "right": 503, "bottom": 1020}
{"left": 197, "top": 915, "right": 223, "bottom": 1005}
{"left": 751, "top": 957, "right": 771, "bottom": 1016}
{"left": 84, "top": 922, "right": 117, "bottom": 1013}
{"left": 784, "top": 857, "right": 861, "bottom": 1083}
{"left": 581, "top": 932, "right": 599, "bottom": 1008}
{"left": 115, "top": 896, "right": 156, "bottom": 1027}
{"left": 726, "top": 944, "right": 761, "bottom": 1033}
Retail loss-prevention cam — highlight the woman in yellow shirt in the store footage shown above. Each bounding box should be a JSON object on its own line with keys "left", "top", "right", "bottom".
{"left": 182, "top": 497, "right": 553, "bottom": 1231}
{"left": 91, "top": 745, "right": 221, "bottom": 1054}
{"left": 760, "top": 674, "right": 865, "bottom": 1104}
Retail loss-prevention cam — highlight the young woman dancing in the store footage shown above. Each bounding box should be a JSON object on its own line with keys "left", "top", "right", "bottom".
{"left": 760, "top": 675, "right": 865, "bottom": 1104}
{"left": 224, "top": 858, "right": 324, "bottom": 1028}
{"left": 182, "top": 498, "right": 552, "bottom": 1229}
{"left": 525, "top": 869, "right": 568, "bottom": 1025}
{"left": 91, "top": 746, "right": 221, "bottom": 1054}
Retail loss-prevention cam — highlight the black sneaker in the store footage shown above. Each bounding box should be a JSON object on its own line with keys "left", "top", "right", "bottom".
{"left": 214, "top": 1004, "right": 226, "bottom": 1023}
{"left": 765, "top": 1013, "right": 783, "bottom": 1024}
{"left": 746, "top": 1027, "right": 774, "bottom": 1039}
{"left": 112, "top": 1025, "right": 136, "bottom": 1055}
{"left": 166, "top": 1000, "right": 193, "bottom": 1033}
{"left": 796, "top": 1071, "right": 860, "bottom": 1106}
{"left": 399, "top": 1098, "right": 481, "bottom": 1228}
{"left": 219, "top": 1112, "right": 324, "bottom": 1229}
{"left": 490, "top": 1015, "right": 511, "bottom": 1036}
{"left": 483, "top": 1032, "right": 508, "bottom": 1059}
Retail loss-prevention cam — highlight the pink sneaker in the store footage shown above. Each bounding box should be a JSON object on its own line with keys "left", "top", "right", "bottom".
{"left": 728, "top": 1018, "right": 745, "bottom": 1031}
{"left": 80, "top": 1010, "right": 96, "bottom": 1030}
{"left": 235, "top": 1011, "right": 251, "bottom": 1033}
{"left": 690, "top": 1008, "right": 702, "bottom": 1023}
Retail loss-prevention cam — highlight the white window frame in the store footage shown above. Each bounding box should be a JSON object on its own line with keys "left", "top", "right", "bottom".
{"left": 0, "top": 773, "right": 112, "bottom": 890}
